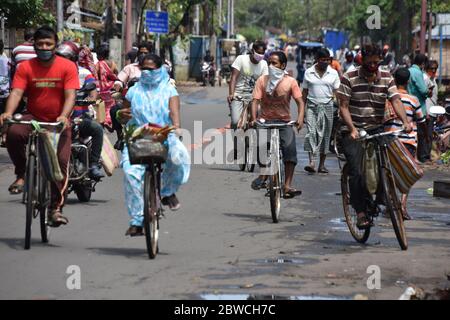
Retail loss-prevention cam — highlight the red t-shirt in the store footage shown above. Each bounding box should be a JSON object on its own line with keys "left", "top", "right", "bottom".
{"left": 12, "top": 56, "right": 80, "bottom": 121}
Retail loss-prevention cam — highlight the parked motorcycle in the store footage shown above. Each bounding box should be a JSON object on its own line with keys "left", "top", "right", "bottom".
{"left": 201, "top": 61, "right": 216, "bottom": 87}
{"left": 67, "top": 82, "right": 101, "bottom": 202}
{"left": 218, "top": 64, "right": 232, "bottom": 87}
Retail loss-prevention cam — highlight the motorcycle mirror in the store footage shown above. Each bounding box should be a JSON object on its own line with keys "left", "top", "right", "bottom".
{"left": 429, "top": 105, "right": 446, "bottom": 116}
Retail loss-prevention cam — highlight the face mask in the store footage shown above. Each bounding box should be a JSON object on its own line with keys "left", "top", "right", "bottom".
{"left": 364, "top": 63, "right": 379, "bottom": 73}
{"left": 36, "top": 49, "right": 54, "bottom": 62}
{"left": 140, "top": 67, "right": 167, "bottom": 87}
{"left": 266, "top": 65, "right": 285, "bottom": 95}
{"left": 253, "top": 52, "right": 265, "bottom": 63}
{"left": 317, "top": 61, "right": 329, "bottom": 70}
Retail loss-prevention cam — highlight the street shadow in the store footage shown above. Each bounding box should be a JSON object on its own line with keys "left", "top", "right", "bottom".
{"left": 208, "top": 166, "right": 245, "bottom": 173}
{"left": 87, "top": 247, "right": 169, "bottom": 259}
{"left": 223, "top": 212, "right": 271, "bottom": 223}
{"left": 65, "top": 199, "right": 110, "bottom": 205}
{"left": 0, "top": 237, "right": 61, "bottom": 250}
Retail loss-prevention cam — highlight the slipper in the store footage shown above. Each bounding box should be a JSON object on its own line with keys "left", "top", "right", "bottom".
{"left": 47, "top": 211, "right": 69, "bottom": 228}
{"left": 283, "top": 188, "right": 302, "bottom": 199}
{"left": 402, "top": 209, "right": 412, "bottom": 221}
{"left": 318, "top": 167, "right": 329, "bottom": 174}
{"left": 356, "top": 215, "right": 371, "bottom": 230}
{"left": 304, "top": 165, "right": 316, "bottom": 173}
{"left": 8, "top": 182, "right": 24, "bottom": 195}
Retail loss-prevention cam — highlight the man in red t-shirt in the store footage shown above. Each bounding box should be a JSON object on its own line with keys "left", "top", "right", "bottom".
{"left": 0, "top": 26, "right": 79, "bottom": 227}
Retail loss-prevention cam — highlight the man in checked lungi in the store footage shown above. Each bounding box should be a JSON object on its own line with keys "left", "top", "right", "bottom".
{"left": 302, "top": 48, "right": 341, "bottom": 174}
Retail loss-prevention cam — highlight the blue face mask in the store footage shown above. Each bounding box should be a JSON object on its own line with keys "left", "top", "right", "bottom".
{"left": 140, "top": 67, "right": 167, "bottom": 87}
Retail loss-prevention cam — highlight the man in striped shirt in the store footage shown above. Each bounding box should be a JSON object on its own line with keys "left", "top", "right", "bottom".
{"left": 337, "top": 44, "right": 412, "bottom": 230}
{"left": 12, "top": 31, "right": 36, "bottom": 66}
{"left": 384, "top": 68, "right": 427, "bottom": 220}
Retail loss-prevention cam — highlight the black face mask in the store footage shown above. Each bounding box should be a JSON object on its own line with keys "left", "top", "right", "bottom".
{"left": 36, "top": 49, "right": 55, "bottom": 62}
{"left": 317, "top": 61, "right": 329, "bottom": 70}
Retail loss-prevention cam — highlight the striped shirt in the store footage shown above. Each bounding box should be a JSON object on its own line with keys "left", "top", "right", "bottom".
{"left": 12, "top": 43, "right": 36, "bottom": 64}
{"left": 384, "top": 89, "right": 425, "bottom": 148}
{"left": 338, "top": 67, "right": 400, "bottom": 131}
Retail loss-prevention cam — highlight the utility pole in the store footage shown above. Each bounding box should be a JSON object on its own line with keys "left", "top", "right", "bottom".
{"left": 57, "top": 0, "right": 64, "bottom": 33}
{"left": 156, "top": 0, "right": 161, "bottom": 55}
{"left": 226, "top": 0, "right": 231, "bottom": 38}
{"left": 428, "top": 0, "right": 433, "bottom": 57}
{"left": 420, "top": 0, "right": 427, "bottom": 54}
{"left": 125, "top": 0, "right": 132, "bottom": 54}
{"left": 217, "top": 0, "right": 222, "bottom": 28}
{"left": 230, "top": 0, "right": 234, "bottom": 36}
{"left": 194, "top": 4, "right": 200, "bottom": 35}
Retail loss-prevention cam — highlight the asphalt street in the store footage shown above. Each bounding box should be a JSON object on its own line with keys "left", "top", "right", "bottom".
{"left": 0, "top": 71, "right": 449, "bottom": 300}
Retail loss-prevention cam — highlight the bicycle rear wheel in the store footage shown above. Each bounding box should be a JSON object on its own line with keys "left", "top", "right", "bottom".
{"left": 341, "top": 164, "right": 370, "bottom": 243}
{"left": 25, "top": 154, "right": 37, "bottom": 250}
{"left": 143, "top": 167, "right": 160, "bottom": 259}
{"left": 381, "top": 165, "right": 408, "bottom": 250}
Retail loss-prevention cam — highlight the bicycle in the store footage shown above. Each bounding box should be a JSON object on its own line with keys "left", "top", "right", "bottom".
{"left": 255, "top": 120, "right": 296, "bottom": 223}
{"left": 338, "top": 127, "right": 408, "bottom": 250}
{"left": 127, "top": 128, "right": 174, "bottom": 259}
{"left": 233, "top": 96, "right": 256, "bottom": 173}
{"left": 6, "top": 115, "right": 63, "bottom": 250}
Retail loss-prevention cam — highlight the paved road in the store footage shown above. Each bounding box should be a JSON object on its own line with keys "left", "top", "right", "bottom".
{"left": 0, "top": 79, "right": 449, "bottom": 300}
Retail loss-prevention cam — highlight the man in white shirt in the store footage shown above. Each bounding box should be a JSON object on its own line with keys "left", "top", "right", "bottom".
{"left": 227, "top": 40, "right": 269, "bottom": 129}
{"left": 302, "top": 48, "right": 341, "bottom": 174}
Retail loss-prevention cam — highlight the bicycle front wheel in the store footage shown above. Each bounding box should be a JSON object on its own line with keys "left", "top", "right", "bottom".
{"left": 25, "top": 154, "right": 37, "bottom": 250}
{"left": 381, "top": 165, "right": 408, "bottom": 250}
{"left": 341, "top": 164, "right": 370, "bottom": 243}
{"left": 39, "top": 173, "right": 50, "bottom": 243}
{"left": 143, "top": 168, "right": 159, "bottom": 259}
{"left": 269, "top": 173, "right": 281, "bottom": 223}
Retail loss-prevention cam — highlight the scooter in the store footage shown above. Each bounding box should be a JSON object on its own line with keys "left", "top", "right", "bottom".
{"left": 201, "top": 61, "right": 216, "bottom": 87}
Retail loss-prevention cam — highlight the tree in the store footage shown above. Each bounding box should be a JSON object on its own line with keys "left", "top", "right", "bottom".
{"left": 0, "top": 0, "right": 55, "bottom": 28}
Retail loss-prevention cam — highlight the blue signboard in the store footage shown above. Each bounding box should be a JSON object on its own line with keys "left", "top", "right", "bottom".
{"left": 145, "top": 11, "right": 169, "bottom": 34}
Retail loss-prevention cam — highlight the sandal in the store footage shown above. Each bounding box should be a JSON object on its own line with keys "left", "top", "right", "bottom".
{"left": 304, "top": 165, "right": 316, "bottom": 173}
{"left": 318, "top": 167, "right": 329, "bottom": 174}
{"left": 125, "top": 225, "right": 144, "bottom": 237}
{"left": 8, "top": 181, "right": 24, "bottom": 195}
{"left": 47, "top": 210, "right": 69, "bottom": 228}
{"left": 251, "top": 177, "right": 267, "bottom": 190}
{"left": 283, "top": 188, "right": 302, "bottom": 199}
{"left": 402, "top": 209, "right": 412, "bottom": 221}
{"left": 356, "top": 215, "right": 371, "bottom": 230}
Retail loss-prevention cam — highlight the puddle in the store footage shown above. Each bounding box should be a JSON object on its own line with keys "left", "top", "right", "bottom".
{"left": 256, "top": 258, "right": 306, "bottom": 264}
{"left": 200, "top": 293, "right": 348, "bottom": 300}
{"left": 208, "top": 284, "right": 267, "bottom": 290}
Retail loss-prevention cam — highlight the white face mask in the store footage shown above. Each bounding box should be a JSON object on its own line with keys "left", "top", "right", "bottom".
{"left": 266, "top": 65, "right": 285, "bottom": 95}
{"left": 253, "top": 52, "right": 265, "bottom": 63}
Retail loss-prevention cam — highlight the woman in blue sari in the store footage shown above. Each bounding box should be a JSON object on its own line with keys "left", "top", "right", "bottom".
{"left": 118, "top": 54, "right": 190, "bottom": 236}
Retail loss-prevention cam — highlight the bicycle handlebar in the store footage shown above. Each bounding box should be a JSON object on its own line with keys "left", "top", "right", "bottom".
{"left": 5, "top": 119, "right": 64, "bottom": 128}
{"left": 255, "top": 120, "right": 296, "bottom": 129}
{"left": 357, "top": 129, "right": 403, "bottom": 141}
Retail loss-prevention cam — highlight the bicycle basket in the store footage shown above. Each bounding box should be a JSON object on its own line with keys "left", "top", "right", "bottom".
{"left": 127, "top": 136, "right": 168, "bottom": 164}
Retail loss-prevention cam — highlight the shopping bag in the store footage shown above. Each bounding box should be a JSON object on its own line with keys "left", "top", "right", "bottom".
{"left": 386, "top": 138, "right": 424, "bottom": 193}
{"left": 100, "top": 134, "right": 119, "bottom": 176}
{"left": 37, "top": 125, "right": 64, "bottom": 182}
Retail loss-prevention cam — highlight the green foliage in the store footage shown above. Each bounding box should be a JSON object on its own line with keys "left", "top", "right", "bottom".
{"left": 0, "top": 0, "right": 56, "bottom": 28}
{"left": 237, "top": 26, "right": 264, "bottom": 43}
